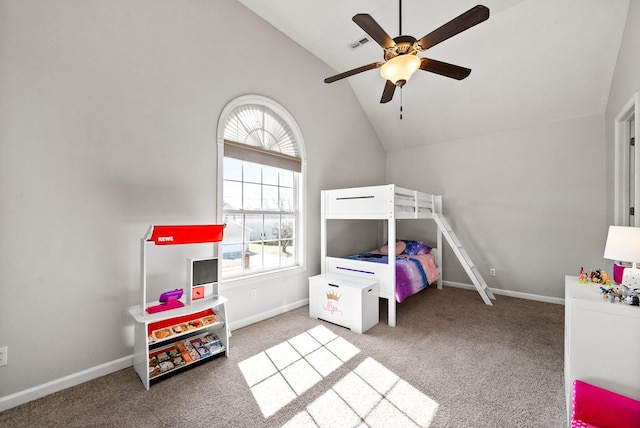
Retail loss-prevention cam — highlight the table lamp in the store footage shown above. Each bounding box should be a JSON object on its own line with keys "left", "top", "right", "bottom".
{"left": 603, "top": 225, "right": 640, "bottom": 291}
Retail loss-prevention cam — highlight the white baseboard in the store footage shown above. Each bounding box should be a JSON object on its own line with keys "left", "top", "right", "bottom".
{"left": 0, "top": 355, "right": 133, "bottom": 413}
{"left": 0, "top": 299, "right": 309, "bottom": 412}
{"left": 229, "top": 298, "right": 309, "bottom": 331}
{"left": 442, "top": 280, "right": 565, "bottom": 305}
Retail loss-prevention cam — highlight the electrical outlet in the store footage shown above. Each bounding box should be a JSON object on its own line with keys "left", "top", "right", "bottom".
{"left": 490, "top": 268, "right": 496, "bottom": 277}
{"left": 251, "top": 289, "right": 257, "bottom": 299}
{"left": 0, "top": 346, "right": 7, "bottom": 367}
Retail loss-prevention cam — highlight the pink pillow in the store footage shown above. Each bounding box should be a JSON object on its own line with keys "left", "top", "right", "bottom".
{"left": 380, "top": 241, "right": 406, "bottom": 255}
{"left": 572, "top": 380, "right": 640, "bottom": 428}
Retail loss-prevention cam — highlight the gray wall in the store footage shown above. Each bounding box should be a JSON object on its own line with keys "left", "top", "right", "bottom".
{"left": 0, "top": 0, "right": 385, "bottom": 399}
{"left": 388, "top": 115, "right": 606, "bottom": 299}
{"left": 606, "top": 0, "right": 640, "bottom": 225}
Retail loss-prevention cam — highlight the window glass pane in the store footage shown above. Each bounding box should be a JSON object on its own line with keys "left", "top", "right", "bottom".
{"left": 243, "top": 183, "right": 261, "bottom": 210}
{"left": 280, "top": 187, "right": 293, "bottom": 212}
{"left": 281, "top": 215, "right": 295, "bottom": 240}
{"left": 222, "top": 215, "right": 245, "bottom": 244}
{"left": 263, "top": 215, "right": 280, "bottom": 241}
{"left": 243, "top": 162, "right": 262, "bottom": 184}
{"left": 221, "top": 244, "right": 243, "bottom": 275}
{"left": 263, "top": 184, "right": 279, "bottom": 210}
{"left": 247, "top": 242, "right": 264, "bottom": 271}
{"left": 263, "top": 243, "right": 280, "bottom": 269}
{"left": 280, "top": 215, "right": 295, "bottom": 266}
{"left": 224, "top": 157, "right": 242, "bottom": 181}
{"left": 223, "top": 181, "right": 242, "bottom": 210}
{"left": 263, "top": 165, "right": 279, "bottom": 185}
{"left": 263, "top": 215, "right": 280, "bottom": 269}
{"left": 222, "top": 215, "right": 246, "bottom": 276}
{"left": 280, "top": 170, "right": 294, "bottom": 188}
{"left": 281, "top": 238, "right": 295, "bottom": 266}
{"left": 245, "top": 214, "right": 264, "bottom": 241}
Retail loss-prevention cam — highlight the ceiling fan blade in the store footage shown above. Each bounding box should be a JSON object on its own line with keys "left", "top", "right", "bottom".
{"left": 380, "top": 80, "right": 396, "bottom": 103}
{"left": 417, "top": 5, "right": 489, "bottom": 51}
{"left": 353, "top": 14, "right": 395, "bottom": 49}
{"left": 420, "top": 58, "right": 471, "bottom": 80}
{"left": 324, "top": 62, "right": 384, "bottom": 84}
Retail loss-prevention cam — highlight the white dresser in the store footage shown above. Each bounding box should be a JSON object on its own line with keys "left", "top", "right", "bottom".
{"left": 564, "top": 275, "right": 640, "bottom": 419}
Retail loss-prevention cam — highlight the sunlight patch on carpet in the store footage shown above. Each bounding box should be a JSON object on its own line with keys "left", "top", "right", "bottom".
{"left": 238, "top": 324, "right": 438, "bottom": 425}
{"left": 238, "top": 325, "right": 360, "bottom": 417}
{"left": 285, "top": 357, "right": 439, "bottom": 427}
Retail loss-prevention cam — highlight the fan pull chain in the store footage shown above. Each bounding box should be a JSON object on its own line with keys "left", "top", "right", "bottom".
{"left": 399, "top": 0, "right": 402, "bottom": 34}
{"left": 400, "top": 87, "right": 403, "bottom": 120}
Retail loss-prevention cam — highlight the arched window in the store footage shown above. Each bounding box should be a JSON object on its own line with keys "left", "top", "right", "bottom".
{"left": 217, "top": 95, "right": 306, "bottom": 279}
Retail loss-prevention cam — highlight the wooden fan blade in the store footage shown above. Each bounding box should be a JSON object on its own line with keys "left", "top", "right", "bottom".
{"left": 417, "top": 5, "right": 489, "bottom": 51}
{"left": 324, "top": 62, "right": 384, "bottom": 84}
{"left": 380, "top": 80, "right": 396, "bottom": 103}
{"left": 420, "top": 58, "right": 471, "bottom": 80}
{"left": 353, "top": 14, "right": 395, "bottom": 49}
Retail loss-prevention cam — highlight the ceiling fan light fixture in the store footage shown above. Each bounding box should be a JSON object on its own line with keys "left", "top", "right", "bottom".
{"left": 380, "top": 55, "right": 421, "bottom": 86}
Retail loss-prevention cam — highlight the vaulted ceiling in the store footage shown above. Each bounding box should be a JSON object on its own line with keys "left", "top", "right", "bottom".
{"left": 238, "top": 0, "right": 630, "bottom": 151}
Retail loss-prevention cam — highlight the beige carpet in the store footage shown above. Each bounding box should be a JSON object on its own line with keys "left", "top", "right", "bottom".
{"left": 0, "top": 286, "right": 567, "bottom": 427}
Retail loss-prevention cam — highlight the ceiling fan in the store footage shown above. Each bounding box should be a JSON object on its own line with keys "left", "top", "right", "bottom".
{"left": 324, "top": 2, "right": 490, "bottom": 104}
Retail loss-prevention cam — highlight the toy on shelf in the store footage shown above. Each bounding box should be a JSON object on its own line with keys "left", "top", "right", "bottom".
{"left": 146, "top": 289, "right": 185, "bottom": 314}
{"left": 589, "top": 269, "right": 610, "bottom": 285}
{"left": 600, "top": 286, "right": 624, "bottom": 303}
{"left": 578, "top": 267, "right": 611, "bottom": 285}
{"left": 618, "top": 283, "right": 640, "bottom": 306}
{"left": 599, "top": 283, "right": 640, "bottom": 306}
{"left": 578, "top": 267, "right": 589, "bottom": 284}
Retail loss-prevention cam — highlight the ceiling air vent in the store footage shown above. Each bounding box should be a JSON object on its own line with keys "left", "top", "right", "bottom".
{"left": 348, "top": 36, "right": 370, "bottom": 50}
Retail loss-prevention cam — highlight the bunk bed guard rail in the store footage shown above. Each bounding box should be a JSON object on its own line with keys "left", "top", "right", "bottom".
{"left": 322, "top": 184, "right": 437, "bottom": 219}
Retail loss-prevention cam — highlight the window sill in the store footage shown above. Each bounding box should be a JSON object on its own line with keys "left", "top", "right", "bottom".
{"left": 220, "top": 265, "right": 304, "bottom": 289}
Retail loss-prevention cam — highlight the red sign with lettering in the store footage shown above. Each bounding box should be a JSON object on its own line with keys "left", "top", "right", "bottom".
{"left": 148, "top": 225, "right": 224, "bottom": 245}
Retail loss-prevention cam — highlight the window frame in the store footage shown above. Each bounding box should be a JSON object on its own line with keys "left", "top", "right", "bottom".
{"left": 216, "top": 95, "right": 307, "bottom": 284}
{"left": 614, "top": 92, "right": 640, "bottom": 226}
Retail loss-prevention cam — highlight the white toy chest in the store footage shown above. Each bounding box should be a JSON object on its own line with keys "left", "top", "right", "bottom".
{"left": 309, "top": 273, "right": 379, "bottom": 334}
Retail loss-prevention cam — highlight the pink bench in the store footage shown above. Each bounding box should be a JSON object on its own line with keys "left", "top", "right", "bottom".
{"left": 572, "top": 380, "right": 640, "bottom": 428}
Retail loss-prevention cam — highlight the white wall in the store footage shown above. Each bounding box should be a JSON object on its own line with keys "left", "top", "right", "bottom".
{"left": 0, "top": 0, "right": 386, "bottom": 401}
{"left": 606, "top": 0, "right": 640, "bottom": 228}
{"left": 387, "top": 115, "right": 606, "bottom": 299}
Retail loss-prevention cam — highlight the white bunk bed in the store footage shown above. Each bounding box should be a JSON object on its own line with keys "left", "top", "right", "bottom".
{"left": 321, "top": 184, "right": 494, "bottom": 327}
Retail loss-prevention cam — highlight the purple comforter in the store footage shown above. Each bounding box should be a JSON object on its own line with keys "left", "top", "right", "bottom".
{"left": 346, "top": 252, "right": 438, "bottom": 302}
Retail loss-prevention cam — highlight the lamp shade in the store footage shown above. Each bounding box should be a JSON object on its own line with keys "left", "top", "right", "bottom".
{"left": 603, "top": 226, "right": 640, "bottom": 265}
{"left": 380, "top": 55, "right": 421, "bottom": 86}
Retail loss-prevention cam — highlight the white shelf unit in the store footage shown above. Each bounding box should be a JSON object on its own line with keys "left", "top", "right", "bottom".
{"left": 129, "top": 224, "right": 228, "bottom": 389}
{"left": 128, "top": 296, "right": 229, "bottom": 390}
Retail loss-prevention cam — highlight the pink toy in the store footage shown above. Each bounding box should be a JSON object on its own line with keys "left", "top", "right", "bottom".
{"left": 578, "top": 267, "right": 589, "bottom": 284}
{"left": 613, "top": 263, "right": 626, "bottom": 284}
{"left": 146, "top": 289, "right": 184, "bottom": 314}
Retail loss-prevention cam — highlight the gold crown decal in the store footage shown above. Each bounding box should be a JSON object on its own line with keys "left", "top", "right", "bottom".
{"left": 326, "top": 291, "right": 341, "bottom": 301}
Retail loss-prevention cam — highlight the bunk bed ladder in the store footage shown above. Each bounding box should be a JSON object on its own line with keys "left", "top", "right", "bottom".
{"left": 433, "top": 214, "right": 495, "bottom": 305}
